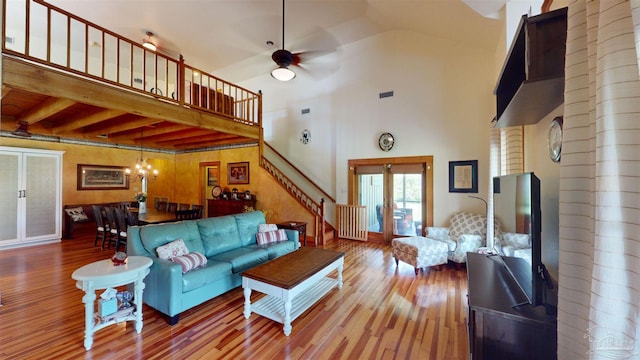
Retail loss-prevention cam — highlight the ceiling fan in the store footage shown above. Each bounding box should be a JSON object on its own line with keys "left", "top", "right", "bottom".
{"left": 271, "top": 0, "right": 297, "bottom": 81}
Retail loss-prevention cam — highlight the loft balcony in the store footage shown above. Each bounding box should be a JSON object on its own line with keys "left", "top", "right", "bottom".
{"left": 2, "top": 0, "right": 262, "bottom": 152}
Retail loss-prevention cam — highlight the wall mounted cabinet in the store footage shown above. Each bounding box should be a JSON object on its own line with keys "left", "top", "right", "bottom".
{"left": 0, "top": 147, "right": 64, "bottom": 249}
{"left": 495, "top": 7, "right": 567, "bottom": 128}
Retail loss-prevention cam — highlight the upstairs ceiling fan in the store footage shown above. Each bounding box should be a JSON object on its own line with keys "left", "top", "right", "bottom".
{"left": 271, "top": 0, "right": 298, "bottom": 81}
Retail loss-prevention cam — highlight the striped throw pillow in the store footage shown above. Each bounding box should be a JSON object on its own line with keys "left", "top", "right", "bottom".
{"left": 256, "top": 229, "right": 288, "bottom": 245}
{"left": 170, "top": 252, "right": 207, "bottom": 273}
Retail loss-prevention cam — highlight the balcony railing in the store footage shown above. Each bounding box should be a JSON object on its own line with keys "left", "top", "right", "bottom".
{"left": 3, "top": 0, "right": 261, "bottom": 126}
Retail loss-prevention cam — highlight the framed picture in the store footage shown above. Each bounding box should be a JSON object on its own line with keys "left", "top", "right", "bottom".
{"left": 77, "top": 164, "right": 129, "bottom": 190}
{"left": 207, "top": 166, "right": 219, "bottom": 186}
{"left": 227, "top": 162, "right": 249, "bottom": 185}
{"left": 449, "top": 160, "right": 478, "bottom": 193}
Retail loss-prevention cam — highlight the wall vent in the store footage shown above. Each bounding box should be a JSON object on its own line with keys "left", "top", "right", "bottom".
{"left": 301, "top": 108, "right": 310, "bottom": 114}
{"left": 5, "top": 36, "right": 14, "bottom": 44}
{"left": 379, "top": 91, "right": 394, "bottom": 99}
{"left": 133, "top": 78, "right": 144, "bottom": 84}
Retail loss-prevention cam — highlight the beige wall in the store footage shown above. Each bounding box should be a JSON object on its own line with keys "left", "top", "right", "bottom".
{"left": 0, "top": 138, "right": 309, "bottom": 230}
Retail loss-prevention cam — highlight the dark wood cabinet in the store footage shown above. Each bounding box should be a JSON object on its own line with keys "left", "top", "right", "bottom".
{"left": 495, "top": 7, "right": 567, "bottom": 127}
{"left": 207, "top": 198, "right": 256, "bottom": 217}
{"left": 467, "top": 252, "right": 557, "bottom": 360}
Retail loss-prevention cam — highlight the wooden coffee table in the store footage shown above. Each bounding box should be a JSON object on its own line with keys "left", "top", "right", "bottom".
{"left": 241, "top": 247, "right": 345, "bottom": 336}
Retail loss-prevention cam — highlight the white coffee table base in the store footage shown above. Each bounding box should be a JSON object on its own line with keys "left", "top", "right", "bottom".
{"left": 243, "top": 257, "right": 343, "bottom": 336}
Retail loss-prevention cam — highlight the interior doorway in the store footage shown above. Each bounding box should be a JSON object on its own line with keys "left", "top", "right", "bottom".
{"left": 348, "top": 156, "right": 433, "bottom": 243}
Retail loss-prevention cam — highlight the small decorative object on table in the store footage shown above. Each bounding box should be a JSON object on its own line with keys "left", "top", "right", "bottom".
{"left": 231, "top": 188, "right": 239, "bottom": 200}
{"left": 134, "top": 191, "right": 148, "bottom": 214}
{"left": 111, "top": 252, "right": 128, "bottom": 266}
{"left": 244, "top": 190, "right": 251, "bottom": 200}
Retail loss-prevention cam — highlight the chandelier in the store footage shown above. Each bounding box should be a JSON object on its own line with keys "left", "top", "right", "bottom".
{"left": 126, "top": 129, "right": 158, "bottom": 183}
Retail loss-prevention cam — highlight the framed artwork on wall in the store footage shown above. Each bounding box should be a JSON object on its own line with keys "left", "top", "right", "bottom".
{"left": 228, "top": 162, "right": 249, "bottom": 185}
{"left": 449, "top": 160, "right": 478, "bottom": 193}
{"left": 207, "top": 166, "right": 219, "bottom": 186}
{"left": 77, "top": 164, "right": 129, "bottom": 190}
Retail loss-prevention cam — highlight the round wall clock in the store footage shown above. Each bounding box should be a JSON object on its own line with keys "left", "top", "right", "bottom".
{"left": 211, "top": 185, "right": 222, "bottom": 199}
{"left": 378, "top": 132, "right": 394, "bottom": 152}
{"left": 548, "top": 116, "right": 563, "bottom": 162}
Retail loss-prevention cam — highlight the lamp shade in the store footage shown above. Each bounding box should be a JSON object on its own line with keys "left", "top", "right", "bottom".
{"left": 271, "top": 66, "right": 296, "bottom": 81}
{"left": 142, "top": 40, "right": 156, "bottom": 52}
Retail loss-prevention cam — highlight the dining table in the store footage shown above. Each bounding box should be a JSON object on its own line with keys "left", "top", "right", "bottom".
{"left": 130, "top": 208, "right": 179, "bottom": 225}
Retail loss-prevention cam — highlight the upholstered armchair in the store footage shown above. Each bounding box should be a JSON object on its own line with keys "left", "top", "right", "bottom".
{"left": 425, "top": 212, "right": 487, "bottom": 264}
{"left": 496, "top": 232, "right": 532, "bottom": 264}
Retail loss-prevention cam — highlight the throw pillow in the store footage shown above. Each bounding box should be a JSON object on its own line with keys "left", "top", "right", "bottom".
{"left": 256, "top": 229, "right": 288, "bottom": 245}
{"left": 156, "top": 239, "right": 189, "bottom": 260}
{"left": 65, "top": 207, "right": 89, "bottom": 222}
{"left": 171, "top": 252, "right": 208, "bottom": 273}
{"left": 258, "top": 223, "right": 278, "bottom": 233}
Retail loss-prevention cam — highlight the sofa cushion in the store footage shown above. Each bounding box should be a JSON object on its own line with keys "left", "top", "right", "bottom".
{"left": 171, "top": 252, "right": 208, "bottom": 273}
{"left": 256, "top": 229, "right": 287, "bottom": 245}
{"left": 182, "top": 260, "right": 233, "bottom": 292}
{"left": 258, "top": 223, "right": 278, "bottom": 232}
{"left": 139, "top": 221, "right": 205, "bottom": 257}
{"left": 246, "top": 240, "right": 296, "bottom": 259}
{"left": 156, "top": 239, "right": 189, "bottom": 260}
{"left": 234, "top": 211, "right": 267, "bottom": 247}
{"left": 65, "top": 206, "right": 89, "bottom": 222}
{"left": 197, "top": 216, "right": 242, "bottom": 257}
{"left": 209, "top": 247, "right": 269, "bottom": 273}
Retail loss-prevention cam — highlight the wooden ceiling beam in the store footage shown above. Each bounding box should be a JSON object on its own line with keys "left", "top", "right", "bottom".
{"left": 108, "top": 123, "right": 193, "bottom": 141}
{"left": 17, "top": 96, "right": 76, "bottom": 125}
{"left": 172, "top": 135, "right": 250, "bottom": 149}
{"left": 158, "top": 133, "right": 238, "bottom": 147}
{"left": 83, "top": 117, "right": 161, "bottom": 137}
{"left": 52, "top": 108, "right": 127, "bottom": 134}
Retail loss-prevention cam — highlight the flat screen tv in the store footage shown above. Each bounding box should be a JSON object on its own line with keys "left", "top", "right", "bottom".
{"left": 493, "top": 172, "right": 547, "bottom": 307}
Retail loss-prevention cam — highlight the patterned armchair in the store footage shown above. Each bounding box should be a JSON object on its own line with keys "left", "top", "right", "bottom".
{"left": 496, "top": 232, "right": 532, "bottom": 265}
{"left": 425, "top": 212, "right": 487, "bottom": 264}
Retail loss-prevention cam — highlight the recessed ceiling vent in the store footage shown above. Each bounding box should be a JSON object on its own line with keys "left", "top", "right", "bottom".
{"left": 301, "top": 108, "right": 310, "bottom": 114}
{"left": 379, "top": 91, "right": 394, "bottom": 99}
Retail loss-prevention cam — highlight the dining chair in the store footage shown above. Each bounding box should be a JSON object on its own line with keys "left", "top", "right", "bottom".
{"left": 113, "top": 208, "right": 129, "bottom": 252}
{"left": 92, "top": 205, "right": 110, "bottom": 248}
{"left": 103, "top": 206, "right": 118, "bottom": 250}
{"left": 175, "top": 209, "right": 200, "bottom": 220}
{"left": 157, "top": 201, "right": 168, "bottom": 212}
{"left": 178, "top": 203, "right": 190, "bottom": 211}
{"left": 127, "top": 210, "right": 139, "bottom": 226}
{"left": 167, "top": 202, "right": 178, "bottom": 213}
{"left": 191, "top": 204, "right": 204, "bottom": 218}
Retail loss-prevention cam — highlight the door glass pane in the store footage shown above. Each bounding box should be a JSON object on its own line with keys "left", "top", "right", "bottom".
{"left": 25, "top": 155, "right": 58, "bottom": 238}
{"left": 358, "top": 173, "right": 384, "bottom": 233}
{"left": 0, "top": 154, "right": 19, "bottom": 241}
{"left": 393, "top": 173, "right": 423, "bottom": 236}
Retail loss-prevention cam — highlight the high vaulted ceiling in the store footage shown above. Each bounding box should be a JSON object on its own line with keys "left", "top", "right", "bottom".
{"left": 2, "top": 0, "right": 505, "bottom": 152}
{"left": 42, "top": 0, "right": 504, "bottom": 83}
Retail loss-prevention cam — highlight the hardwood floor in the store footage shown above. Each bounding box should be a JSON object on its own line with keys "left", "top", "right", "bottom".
{"left": 0, "top": 234, "right": 469, "bottom": 359}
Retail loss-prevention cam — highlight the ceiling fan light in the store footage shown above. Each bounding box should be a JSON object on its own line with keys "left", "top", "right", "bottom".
{"left": 142, "top": 39, "right": 156, "bottom": 52}
{"left": 271, "top": 66, "right": 296, "bottom": 81}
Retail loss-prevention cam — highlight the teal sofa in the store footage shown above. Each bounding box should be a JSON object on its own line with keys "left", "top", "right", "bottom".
{"left": 127, "top": 211, "right": 300, "bottom": 324}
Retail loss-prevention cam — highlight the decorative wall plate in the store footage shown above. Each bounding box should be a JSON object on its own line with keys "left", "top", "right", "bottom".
{"left": 548, "top": 116, "right": 563, "bottom": 162}
{"left": 211, "top": 185, "right": 222, "bottom": 199}
{"left": 378, "top": 132, "right": 394, "bottom": 152}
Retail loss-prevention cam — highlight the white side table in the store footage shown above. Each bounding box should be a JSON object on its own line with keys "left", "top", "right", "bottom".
{"left": 71, "top": 256, "right": 152, "bottom": 350}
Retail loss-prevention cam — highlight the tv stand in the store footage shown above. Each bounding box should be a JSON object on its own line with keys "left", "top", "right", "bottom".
{"left": 466, "top": 252, "right": 557, "bottom": 360}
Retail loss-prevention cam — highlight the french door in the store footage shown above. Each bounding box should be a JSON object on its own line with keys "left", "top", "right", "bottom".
{"left": 348, "top": 156, "right": 433, "bottom": 242}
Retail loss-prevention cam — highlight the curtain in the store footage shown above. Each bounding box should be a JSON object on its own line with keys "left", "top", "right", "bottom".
{"left": 558, "top": 0, "right": 640, "bottom": 358}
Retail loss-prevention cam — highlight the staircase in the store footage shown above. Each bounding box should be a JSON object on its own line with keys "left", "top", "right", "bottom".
{"left": 260, "top": 143, "right": 336, "bottom": 245}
